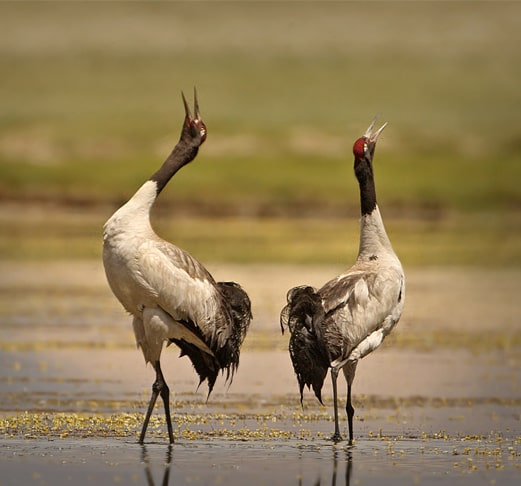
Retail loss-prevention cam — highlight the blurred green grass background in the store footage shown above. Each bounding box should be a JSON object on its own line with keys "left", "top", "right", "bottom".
{"left": 1, "top": 1, "right": 520, "bottom": 266}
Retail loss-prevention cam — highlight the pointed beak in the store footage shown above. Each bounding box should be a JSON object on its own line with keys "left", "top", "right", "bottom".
{"left": 182, "top": 91, "right": 192, "bottom": 121}
{"left": 364, "top": 117, "right": 377, "bottom": 138}
{"left": 364, "top": 116, "right": 387, "bottom": 144}
{"left": 182, "top": 88, "right": 202, "bottom": 124}
{"left": 370, "top": 121, "right": 387, "bottom": 143}
{"left": 364, "top": 116, "right": 387, "bottom": 143}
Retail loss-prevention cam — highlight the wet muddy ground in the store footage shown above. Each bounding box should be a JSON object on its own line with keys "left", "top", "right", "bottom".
{"left": 1, "top": 262, "right": 520, "bottom": 485}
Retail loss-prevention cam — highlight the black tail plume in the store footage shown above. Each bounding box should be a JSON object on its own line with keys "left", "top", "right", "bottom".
{"left": 170, "top": 282, "right": 251, "bottom": 397}
{"left": 280, "top": 286, "right": 329, "bottom": 404}
{"left": 173, "top": 339, "right": 220, "bottom": 395}
{"left": 215, "top": 281, "right": 252, "bottom": 382}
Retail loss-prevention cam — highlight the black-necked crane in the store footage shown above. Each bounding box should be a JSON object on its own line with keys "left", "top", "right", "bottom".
{"left": 103, "top": 90, "right": 252, "bottom": 444}
{"left": 280, "top": 119, "right": 405, "bottom": 445}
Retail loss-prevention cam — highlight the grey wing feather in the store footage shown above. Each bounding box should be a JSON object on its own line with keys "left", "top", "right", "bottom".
{"left": 319, "top": 267, "right": 403, "bottom": 362}
{"left": 139, "top": 239, "right": 252, "bottom": 394}
{"left": 153, "top": 239, "right": 217, "bottom": 284}
{"left": 136, "top": 238, "right": 223, "bottom": 342}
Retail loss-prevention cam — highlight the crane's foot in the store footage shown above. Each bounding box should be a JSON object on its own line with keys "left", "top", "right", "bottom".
{"left": 331, "top": 432, "right": 343, "bottom": 442}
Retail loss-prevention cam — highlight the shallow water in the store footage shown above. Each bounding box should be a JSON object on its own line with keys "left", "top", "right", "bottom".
{"left": 2, "top": 436, "right": 520, "bottom": 486}
{"left": 1, "top": 262, "right": 520, "bottom": 484}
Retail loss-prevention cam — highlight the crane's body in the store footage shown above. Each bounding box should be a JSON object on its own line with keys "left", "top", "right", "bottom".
{"left": 319, "top": 207, "right": 404, "bottom": 367}
{"left": 281, "top": 119, "right": 404, "bottom": 444}
{"left": 103, "top": 92, "right": 251, "bottom": 444}
{"left": 104, "top": 184, "right": 229, "bottom": 363}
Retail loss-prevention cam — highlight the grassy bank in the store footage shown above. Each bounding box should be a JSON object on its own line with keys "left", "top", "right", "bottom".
{"left": 1, "top": 203, "right": 520, "bottom": 266}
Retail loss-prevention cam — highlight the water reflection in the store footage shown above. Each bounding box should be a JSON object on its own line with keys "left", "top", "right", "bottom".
{"left": 138, "top": 441, "right": 355, "bottom": 486}
{"left": 300, "top": 446, "right": 352, "bottom": 486}
{"left": 298, "top": 446, "right": 353, "bottom": 486}
{"left": 141, "top": 445, "right": 173, "bottom": 486}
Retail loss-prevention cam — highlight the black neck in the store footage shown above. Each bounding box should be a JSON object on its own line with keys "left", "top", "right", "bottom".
{"left": 355, "top": 160, "right": 377, "bottom": 216}
{"left": 150, "top": 142, "right": 199, "bottom": 195}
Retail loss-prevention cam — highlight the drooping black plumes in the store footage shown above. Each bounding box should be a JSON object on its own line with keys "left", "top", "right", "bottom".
{"left": 171, "top": 281, "right": 252, "bottom": 396}
{"left": 280, "top": 286, "right": 329, "bottom": 403}
{"left": 216, "top": 281, "right": 252, "bottom": 375}
{"left": 170, "top": 328, "right": 219, "bottom": 395}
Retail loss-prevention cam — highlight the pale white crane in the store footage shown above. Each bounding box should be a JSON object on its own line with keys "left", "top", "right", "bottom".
{"left": 281, "top": 119, "right": 405, "bottom": 445}
{"left": 103, "top": 90, "right": 252, "bottom": 444}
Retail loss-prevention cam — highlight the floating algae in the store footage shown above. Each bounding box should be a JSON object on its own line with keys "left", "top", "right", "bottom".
{"left": 0, "top": 411, "right": 324, "bottom": 441}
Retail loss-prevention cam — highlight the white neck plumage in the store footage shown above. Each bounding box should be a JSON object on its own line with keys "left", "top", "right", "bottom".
{"left": 104, "top": 180, "right": 158, "bottom": 238}
{"left": 357, "top": 205, "right": 396, "bottom": 260}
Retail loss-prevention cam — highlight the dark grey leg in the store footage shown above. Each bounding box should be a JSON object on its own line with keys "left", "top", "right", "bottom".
{"left": 139, "top": 360, "right": 174, "bottom": 444}
{"left": 346, "top": 382, "right": 355, "bottom": 446}
{"left": 331, "top": 367, "right": 342, "bottom": 441}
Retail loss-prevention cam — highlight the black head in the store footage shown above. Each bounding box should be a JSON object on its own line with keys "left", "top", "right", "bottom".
{"left": 180, "top": 88, "right": 207, "bottom": 147}
{"left": 352, "top": 118, "right": 387, "bottom": 167}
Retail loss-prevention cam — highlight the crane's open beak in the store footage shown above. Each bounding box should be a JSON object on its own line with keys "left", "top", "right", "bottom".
{"left": 181, "top": 88, "right": 206, "bottom": 143}
{"left": 182, "top": 88, "right": 202, "bottom": 121}
{"left": 364, "top": 117, "right": 388, "bottom": 143}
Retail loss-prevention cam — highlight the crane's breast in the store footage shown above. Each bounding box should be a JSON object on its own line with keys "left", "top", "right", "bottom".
{"left": 319, "top": 267, "right": 404, "bottom": 361}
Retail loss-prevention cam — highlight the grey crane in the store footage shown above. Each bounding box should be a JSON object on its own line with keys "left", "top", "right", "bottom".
{"left": 281, "top": 119, "right": 405, "bottom": 445}
{"left": 103, "top": 91, "right": 252, "bottom": 444}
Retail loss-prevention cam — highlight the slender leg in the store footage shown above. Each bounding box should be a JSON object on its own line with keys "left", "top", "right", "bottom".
{"left": 343, "top": 361, "right": 357, "bottom": 447}
{"left": 139, "top": 360, "right": 174, "bottom": 444}
{"left": 139, "top": 372, "right": 160, "bottom": 444}
{"left": 331, "top": 367, "right": 342, "bottom": 441}
{"left": 158, "top": 365, "right": 175, "bottom": 444}
{"left": 346, "top": 382, "right": 355, "bottom": 446}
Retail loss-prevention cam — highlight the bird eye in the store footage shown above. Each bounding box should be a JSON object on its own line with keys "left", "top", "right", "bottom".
{"left": 363, "top": 143, "right": 368, "bottom": 152}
